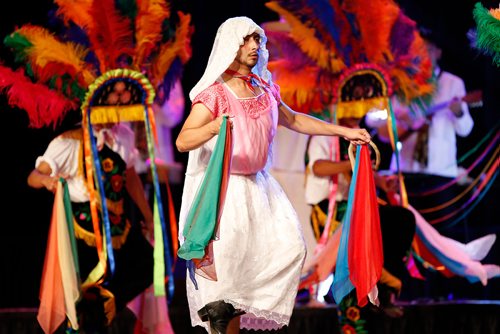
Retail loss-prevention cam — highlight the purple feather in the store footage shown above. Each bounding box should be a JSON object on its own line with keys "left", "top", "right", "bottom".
{"left": 390, "top": 12, "right": 416, "bottom": 57}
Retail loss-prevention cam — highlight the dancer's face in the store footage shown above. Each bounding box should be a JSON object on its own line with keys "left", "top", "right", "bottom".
{"left": 235, "top": 32, "right": 261, "bottom": 69}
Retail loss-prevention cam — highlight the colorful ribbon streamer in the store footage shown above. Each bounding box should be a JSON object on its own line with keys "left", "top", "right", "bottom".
{"left": 37, "top": 180, "right": 80, "bottom": 334}
{"left": 333, "top": 145, "right": 383, "bottom": 307}
{"left": 178, "top": 116, "right": 233, "bottom": 282}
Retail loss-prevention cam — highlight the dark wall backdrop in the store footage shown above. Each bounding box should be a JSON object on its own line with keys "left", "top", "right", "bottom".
{"left": 0, "top": 0, "right": 498, "bottom": 308}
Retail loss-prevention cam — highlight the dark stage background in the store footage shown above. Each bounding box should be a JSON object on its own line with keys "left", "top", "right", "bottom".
{"left": 0, "top": 0, "right": 499, "bottom": 310}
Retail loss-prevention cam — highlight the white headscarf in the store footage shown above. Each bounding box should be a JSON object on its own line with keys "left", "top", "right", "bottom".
{"left": 189, "top": 16, "right": 272, "bottom": 101}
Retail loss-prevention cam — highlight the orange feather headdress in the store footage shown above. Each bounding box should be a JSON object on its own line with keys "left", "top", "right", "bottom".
{"left": 264, "top": 0, "right": 435, "bottom": 115}
{"left": 0, "top": 0, "right": 194, "bottom": 303}
{"left": 0, "top": 0, "right": 193, "bottom": 129}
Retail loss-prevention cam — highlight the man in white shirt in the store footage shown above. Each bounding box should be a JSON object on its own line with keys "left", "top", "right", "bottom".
{"left": 367, "top": 30, "right": 474, "bottom": 223}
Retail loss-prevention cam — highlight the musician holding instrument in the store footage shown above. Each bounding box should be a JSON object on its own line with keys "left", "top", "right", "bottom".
{"left": 366, "top": 28, "right": 475, "bottom": 222}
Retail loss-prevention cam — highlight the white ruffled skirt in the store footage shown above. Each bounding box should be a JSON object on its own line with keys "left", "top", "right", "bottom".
{"left": 178, "top": 170, "right": 306, "bottom": 331}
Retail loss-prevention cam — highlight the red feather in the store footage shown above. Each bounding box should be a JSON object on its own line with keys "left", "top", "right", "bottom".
{"left": 0, "top": 66, "right": 76, "bottom": 128}
{"left": 134, "top": 0, "right": 170, "bottom": 69}
{"left": 88, "top": 0, "right": 134, "bottom": 73}
{"left": 32, "top": 62, "right": 87, "bottom": 93}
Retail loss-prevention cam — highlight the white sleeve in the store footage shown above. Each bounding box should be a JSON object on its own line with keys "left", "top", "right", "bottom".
{"left": 35, "top": 135, "right": 80, "bottom": 177}
{"left": 307, "top": 135, "right": 331, "bottom": 170}
{"left": 305, "top": 135, "right": 333, "bottom": 204}
{"left": 451, "top": 78, "right": 474, "bottom": 137}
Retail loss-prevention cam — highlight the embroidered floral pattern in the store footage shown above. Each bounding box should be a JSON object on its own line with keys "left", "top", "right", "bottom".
{"left": 109, "top": 213, "right": 122, "bottom": 226}
{"left": 73, "top": 145, "right": 127, "bottom": 239}
{"left": 346, "top": 306, "right": 360, "bottom": 321}
{"left": 342, "top": 324, "right": 357, "bottom": 334}
{"left": 194, "top": 82, "right": 277, "bottom": 119}
{"left": 193, "top": 83, "right": 229, "bottom": 117}
{"left": 102, "top": 158, "right": 114, "bottom": 172}
{"left": 110, "top": 174, "right": 123, "bottom": 193}
{"left": 239, "top": 94, "right": 270, "bottom": 119}
{"left": 338, "top": 292, "right": 368, "bottom": 334}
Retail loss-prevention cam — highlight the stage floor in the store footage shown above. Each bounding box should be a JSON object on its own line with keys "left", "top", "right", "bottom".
{"left": 1, "top": 300, "right": 499, "bottom": 334}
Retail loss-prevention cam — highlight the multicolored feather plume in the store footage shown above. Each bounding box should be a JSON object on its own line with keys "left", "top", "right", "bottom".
{"left": 7, "top": 25, "right": 95, "bottom": 86}
{"left": 265, "top": 0, "right": 435, "bottom": 113}
{"left": 150, "top": 11, "right": 193, "bottom": 90}
{"left": 473, "top": 2, "right": 500, "bottom": 67}
{"left": 266, "top": 1, "right": 346, "bottom": 73}
{"left": 54, "top": 0, "right": 93, "bottom": 30}
{"left": 133, "top": 0, "right": 170, "bottom": 68}
{"left": 1, "top": 0, "right": 193, "bottom": 129}
{"left": 88, "top": 0, "right": 134, "bottom": 73}
{"left": 0, "top": 66, "right": 76, "bottom": 128}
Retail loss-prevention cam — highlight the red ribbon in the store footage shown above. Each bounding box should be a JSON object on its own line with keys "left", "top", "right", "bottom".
{"left": 224, "top": 69, "right": 270, "bottom": 93}
{"left": 347, "top": 145, "right": 383, "bottom": 307}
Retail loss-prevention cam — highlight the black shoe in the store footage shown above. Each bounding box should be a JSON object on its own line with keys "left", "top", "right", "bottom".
{"left": 378, "top": 284, "right": 404, "bottom": 318}
{"left": 197, "top": 300, "right": 245, "bottom": 334}
{"left": 76, "top": 286, "right": 108, "bottom": 333}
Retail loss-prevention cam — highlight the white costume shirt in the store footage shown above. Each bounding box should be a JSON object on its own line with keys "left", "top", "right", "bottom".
{"left": 36, "top": 124, "right": 138, "bottom": 203}
{"left": 305, "top": 135, "right": 350, "bottom": 205}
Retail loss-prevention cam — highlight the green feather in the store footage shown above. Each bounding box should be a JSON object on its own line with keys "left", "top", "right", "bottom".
{"left": 473, "top": 2, "right": 500, "bottom": 66}
{"left": 3, "top": 32, "right": 33, "bottom": 63}
{"left": 115, "top": 0, "right": 138, "bottom": 21}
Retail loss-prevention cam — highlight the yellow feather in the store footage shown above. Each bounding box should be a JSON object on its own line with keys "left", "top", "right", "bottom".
{"left": 18, "top": 25, "right": 96, "bottom": 85}
{"left": 54, "top": 0, "right": 94, "bottom": 29}
{"left": 174, "top": 12, "right": 193, "bottom": 64}
{"left": 266, "top": 2, "right": 346, "bottom": 73}
{"left": 344, "top": 0, "right": 398, "bottom": 64}
{"left": 150, "top": 41, "right": 177, "bottom": 87}
{"left": 390, "top": 68, "right": 434, "bottom": 104}
{"left": 134, "top": 0, "right": 170, "bottom": 68}
{"left": 150, "top": 12, "right": 193, "bottom": 86}
{"left": 269, "top": 59, "right": 330, "bottom": 112}
{"left": 490, "top": 7, "right": 500, "bottom": 20}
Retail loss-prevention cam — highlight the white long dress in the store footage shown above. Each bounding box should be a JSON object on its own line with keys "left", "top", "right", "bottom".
{"left": 178, "top": 81, "right": 306, "bottom": 331}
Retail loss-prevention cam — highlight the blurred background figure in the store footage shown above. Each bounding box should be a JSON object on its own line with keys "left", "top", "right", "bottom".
{"left": 132, "top": 77, "right": 186, "bottom": 237}
{"left": 306, "top": 115, "right": 416, "bottom": 326}
{"left": 302, "top": 63, "right": 417, "bottom": 332}
{"left": 134, "top": 78, "right": 186, "bottom": 188}
{"left": 368, "top": 27, "right": 475, "bottom": 225}
{"left": 262, "top": 17, "right": 318, "bottom": 289}
{"left": 269, "top": 127, "right": 317, "bottom": 275}
{"left": 0, "top": 0, "right": 193, "bottom": 332}
{"left": 27, "top": 108, "right": 155, "bottom": 334}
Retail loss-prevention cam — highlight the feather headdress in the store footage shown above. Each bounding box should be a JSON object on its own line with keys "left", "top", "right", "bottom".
{"left": 0, "top": 0, "right": 193, "bottom": 318}
{"left": 1, "top": 0, "right": 193, "bottom": 129}
{"left": 264, "top": 0, "right": 435, "bottom": 115}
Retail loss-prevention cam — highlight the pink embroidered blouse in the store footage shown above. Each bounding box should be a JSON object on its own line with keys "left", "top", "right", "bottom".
{"left": 192, "top": 80, "right": 281, "bottom": 175}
